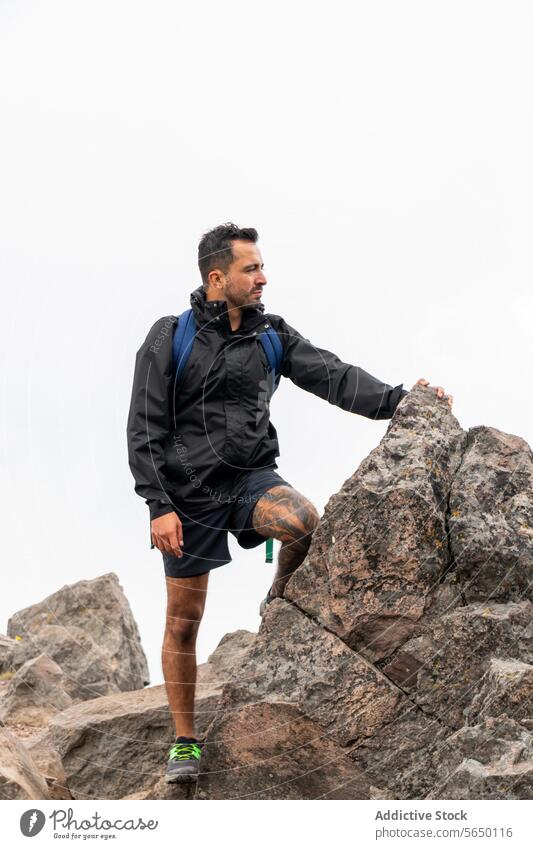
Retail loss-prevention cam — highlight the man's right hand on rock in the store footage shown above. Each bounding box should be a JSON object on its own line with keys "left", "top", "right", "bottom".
{"left": 151, "top": 512, "right": 184, "bottom": 558}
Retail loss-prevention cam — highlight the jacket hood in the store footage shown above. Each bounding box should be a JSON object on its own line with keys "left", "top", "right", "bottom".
{"left": 189, "top": 285, "right": 266, "bottom": 332}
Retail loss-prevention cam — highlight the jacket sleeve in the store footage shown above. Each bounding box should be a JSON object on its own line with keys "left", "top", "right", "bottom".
{"left": 274, "top": 316, "right": 408, "bottom": 420}
{"left": 126, "top": 315, "right": 179, "bottom": 521}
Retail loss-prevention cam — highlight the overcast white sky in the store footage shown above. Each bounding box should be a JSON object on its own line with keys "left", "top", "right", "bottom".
{"left": 1, "top": 1, "right": 532, "bottom": 685}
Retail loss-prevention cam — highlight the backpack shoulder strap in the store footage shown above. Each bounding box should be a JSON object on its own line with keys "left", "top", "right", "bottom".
{"left": 172, "top": 309, "right": 197, "bottom": 386}
{"left": 259, "top": 319, "right": 284, "bottom": 392}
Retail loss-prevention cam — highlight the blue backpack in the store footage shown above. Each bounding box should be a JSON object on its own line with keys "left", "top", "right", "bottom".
{"left": 172, "top": 308, "right": 284, "bottom": 392}
{"left": 171, "top": 308, "right": 284, "bottom": 564}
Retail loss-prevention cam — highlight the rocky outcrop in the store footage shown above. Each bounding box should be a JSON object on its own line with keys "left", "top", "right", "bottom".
{"left": 1, "top": 383, "right": 532, "bottom": 799}
{"left": 199, "top": 384, "right": 533, "bottom": 799}
{"left": 5, "top": 573, "right": 149, "bottom": 700}
{"left": 284, "top": 386, "right": 467, "bottom": 660}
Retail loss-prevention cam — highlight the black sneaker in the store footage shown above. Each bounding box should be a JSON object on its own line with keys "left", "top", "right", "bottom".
{"left": 259, "top": 586, "right": 275, "bottom": 617}
{"left": 165, "top": 736, "right": 204, "bottom": 783}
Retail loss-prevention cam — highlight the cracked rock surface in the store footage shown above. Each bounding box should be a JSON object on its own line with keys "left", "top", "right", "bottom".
{"left": 285, "top": 385, "right": 467, "bottom": 661}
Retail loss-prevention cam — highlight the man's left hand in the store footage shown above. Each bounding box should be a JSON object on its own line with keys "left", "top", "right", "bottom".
{"left": 416, "top": 378, "right": 453, "bottom": 409}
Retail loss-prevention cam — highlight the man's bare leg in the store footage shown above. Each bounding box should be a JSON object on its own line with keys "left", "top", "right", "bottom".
{"left": 162, "top": 572, "right": 209, "bottom": 738}
{"left": 252, "top": 485, "right": 320, "bottom": 597}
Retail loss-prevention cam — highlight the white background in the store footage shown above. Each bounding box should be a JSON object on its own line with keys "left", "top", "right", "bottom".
{"left": 1, "top": 0, "right": 532, "bottom": 686}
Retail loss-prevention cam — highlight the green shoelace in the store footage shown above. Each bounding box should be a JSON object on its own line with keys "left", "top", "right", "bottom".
{"left": 168, "top": 742, "right": 202, "bottom": 761}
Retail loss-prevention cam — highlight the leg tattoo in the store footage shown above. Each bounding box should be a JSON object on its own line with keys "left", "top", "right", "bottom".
{"left": 252, "top": 486, "right": 320, "bottom": 597}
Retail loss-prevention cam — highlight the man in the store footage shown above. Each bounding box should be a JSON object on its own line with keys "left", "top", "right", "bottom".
{"left": 127, "top": 222, "right": 453, "bottom": 783}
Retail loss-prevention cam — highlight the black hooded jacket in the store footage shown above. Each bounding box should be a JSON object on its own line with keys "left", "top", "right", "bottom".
{"left": 127, "top": 285, "right": 408, "bottom": 521}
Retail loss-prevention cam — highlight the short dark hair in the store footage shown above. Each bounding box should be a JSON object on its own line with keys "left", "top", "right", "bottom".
{"left": 198, "top": 222, "right": 258, "bottom": 290}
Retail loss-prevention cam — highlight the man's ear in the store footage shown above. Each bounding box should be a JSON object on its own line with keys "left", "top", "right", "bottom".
{"left": 208, "top": 269, "right": 225, "bottom": 293}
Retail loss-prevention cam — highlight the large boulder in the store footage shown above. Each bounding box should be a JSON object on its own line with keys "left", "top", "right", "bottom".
{"left": 33, "top": 630, "right": 255, "bottom": 800}
{"left": 6, "top": 573, "right": 149, "bottom": 700}
{"left": 33, "top": 685, "right": 173, "bottom": 800}
{"left": 196, "top": 385, "right": 533, "bottom": 799}
{"left": 0, "top": 653, "right": 73, "bottom": 728}
{"left": 284, "top": 386, "right": 466, "bottom": 661}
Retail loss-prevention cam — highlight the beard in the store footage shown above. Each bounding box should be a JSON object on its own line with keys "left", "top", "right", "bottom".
{"left": 225, "top": 276, "right": 263, "bottom": 310}
{"left": 241, "top": 298, "right": 261, "bottom": 310}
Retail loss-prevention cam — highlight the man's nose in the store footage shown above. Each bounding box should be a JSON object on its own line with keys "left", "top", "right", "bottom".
{"left": 256, "top": 272, "right": 267, "bottom": 286}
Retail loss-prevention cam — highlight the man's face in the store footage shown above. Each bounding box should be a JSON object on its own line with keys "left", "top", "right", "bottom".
{"left": 208, "top": 240, "right": 267, "bottom": 309}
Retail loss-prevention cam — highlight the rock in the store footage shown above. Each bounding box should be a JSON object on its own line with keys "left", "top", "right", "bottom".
{"left": 383, "top": 601, "right": 533, "bottom": 729}
{"left": 198, "top": 386, "right": 533, "bottom": 799}
{"left": 0, "top": 724, "right": 50, "bottom": 799}
{"left": 434, "top": 759, "right": 533, "bottom": 800}
{"left": 195, "top": 629, "right": 256, "bottom": 728}
{"left": 348, "top": 707, "right": 451, "bottom": 800}
{"left": 197, "top": 702, "right": 388, "bottom": 800}
{"left": 448, "top": 427, "right": 533, "bottom": 602}
{"left": 205, "top": 598, "right": 450, "bottom": 799}
{"left": 218, "top": 600, "right": 403, "bottom": 746}
{"left": 197, "top": 629, "right": 256, "bottom": 688}
{"left": 36, "top": 684, "right": 188, "bottom": 799}
{"left": 466, "top": 658, "right": 533, "bottom": 727}
{"left": 0, "top": 633, "right": 26, "bottom": 677}
{"left": 6, "top": 573, "right": 149, "bottom": 700}
{"left": 427, "top": 717, "right": 533, "bottom": 800}
{"left": 284, "top": 385, "right": 466, "bottom": 661}
{"left": 26, "top": 737, "right": 73, "bottom": 800}
{"left": 0, "top": 654, "right": 73, "bottom": 728}
{"left": 34, "top": 630, "right": 255, "bottom": 800}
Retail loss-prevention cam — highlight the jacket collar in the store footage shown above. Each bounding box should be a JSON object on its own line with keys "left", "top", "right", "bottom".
{"left": 189, "top": 285, "right": 267, "bottom": 333}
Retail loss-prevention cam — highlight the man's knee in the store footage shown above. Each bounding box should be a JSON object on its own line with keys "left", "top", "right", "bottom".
{"left": 291, "top": 498, "right": 320, "bottom": 539}
{"left": 252, "top": 485, "right": 320, "bottom": 544}
{"left": 165, "top": 608, "right": 203, "bottom": 645}
{"left": 164, "top": 575, "right": 208, "bottom": 645}
{"left": 281, "top": 499, "right": 320, "bottom": 547}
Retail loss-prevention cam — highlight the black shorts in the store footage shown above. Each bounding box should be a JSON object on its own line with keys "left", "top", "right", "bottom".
{"left": 160, "top": 467, "right": 292, "bottom": 578}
